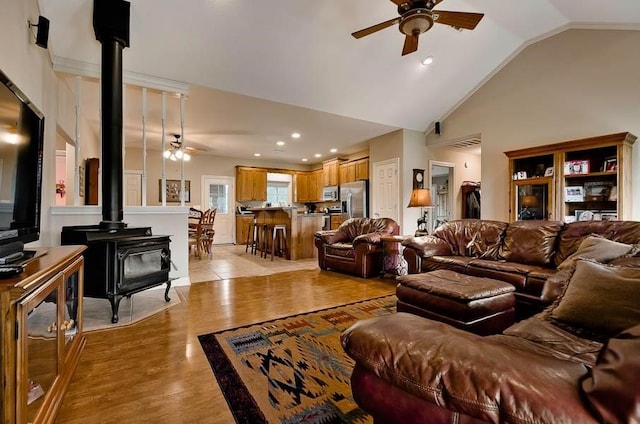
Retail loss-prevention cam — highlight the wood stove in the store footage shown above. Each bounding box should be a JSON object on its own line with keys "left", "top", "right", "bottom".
{"left": 61, "top": 226, "right": 172, "bottom": 323}
{"left": 60, "top": 1, "right": 173, "bottom": 323}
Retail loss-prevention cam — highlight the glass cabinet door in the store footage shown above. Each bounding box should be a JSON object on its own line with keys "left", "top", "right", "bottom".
{"left": 17, "top": 273, "right": 64, "bottom": 424}
{"left": 514, "top": 180, "right": 552, "bottom": 221}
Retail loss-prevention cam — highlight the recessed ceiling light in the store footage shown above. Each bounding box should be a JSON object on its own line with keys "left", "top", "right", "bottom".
{"left": 421, "top": 56, "right": 434, "bottom": 66}
{"left": 276, "top": 140, "right": 285, "bottom": 146}
{"left": 291, "top": 132, "right": 301, "bottom": 139}
{"left": 330, "top": 148, "right": 337, "bottom": 153}
{"left": 314, "top": 153, "right": 321, "bottom": 158}
{"left": 254, "top": 153, "right": 261, "bottom": 157}
{"left": 301, "top": 158, "right": 308, "bottom": 162}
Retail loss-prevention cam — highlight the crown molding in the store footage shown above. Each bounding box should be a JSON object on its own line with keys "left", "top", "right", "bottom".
{"left": 52, "top": 56, "right": 190, "bottom": 94}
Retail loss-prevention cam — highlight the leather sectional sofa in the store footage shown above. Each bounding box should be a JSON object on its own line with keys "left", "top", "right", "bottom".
{"left": 402, "top": 219, "right": 640, "bottom": 318}
{"left": 341, "top": 219, "right": 640, "bottom": 423}
{"left": 314, "top": 217, "right": 399, "bottom": 278}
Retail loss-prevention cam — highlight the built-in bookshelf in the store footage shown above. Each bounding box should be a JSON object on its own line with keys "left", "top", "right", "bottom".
{"left": 505, "top": 132, "right": 636, "bottom": 222}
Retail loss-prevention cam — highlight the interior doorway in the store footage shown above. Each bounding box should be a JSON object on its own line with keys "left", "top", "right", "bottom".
{"left": 429, "top": 161, "right": 454, "bottom": 233}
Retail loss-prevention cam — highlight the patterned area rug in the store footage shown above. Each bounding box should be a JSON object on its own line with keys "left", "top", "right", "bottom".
{"left": 198, "top": 295, "right": 396, "bottom": 424}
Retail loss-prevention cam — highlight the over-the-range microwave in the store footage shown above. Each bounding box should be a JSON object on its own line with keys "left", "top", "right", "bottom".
{"left": 322, "top": 185, "right": 339, "bottom": 201}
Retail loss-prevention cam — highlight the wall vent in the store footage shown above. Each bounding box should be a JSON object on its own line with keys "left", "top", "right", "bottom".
{"left": 429, "top": 133, "right": 481, "bottom": 152}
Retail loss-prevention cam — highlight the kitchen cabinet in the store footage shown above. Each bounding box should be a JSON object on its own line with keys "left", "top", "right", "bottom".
{"left": 236, "top": 166, "right": 267, "bottom": 201}
{"left": 235, "top": 215, "right": 255, "bottom": 244}
{"left": 322, "top": 159, "right": 341, "bottom": 186}
{"left": 339, "top": 158, "right": 369, "bottom": 184}
{"left": 1, "top": 246, "right": 86, "bottom": 424}
{"left": 310, "top": 169, "right": 323, "bottom": 201}
{"left": 294, "top": 172, "right": 311, "bottom": 202}
{"left": 355, "top": 158, "right": 369, "bottom": 180}
{"left": 504, "top": 132, "right": 636, "bottom": 222}
{"left": 330, "top": 214, "right": 343, "bottom": 229}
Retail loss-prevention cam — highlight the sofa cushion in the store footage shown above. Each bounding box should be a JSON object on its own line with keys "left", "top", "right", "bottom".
{"left": 504, "top": 317, "right": 602, "bottom": 366}
{"left": 557, "top": 235, "right": 633, "bottom": 270}
{"left": 581, "top": 323, "right": 640, "bottom": 424}
{"left": 421, "top": 255, "right": 475, "bottom": 273}
{"left": 325, "top": 243, "right": 355, "bottom": 258}
{"left": 549, "top": 260, "right": 640, "bottom": 341}
{"left": 499, "top": 220, "right": 564, "bottom": 266}
{"left": 432, "top": 219, "right": 507, "bottom": 258}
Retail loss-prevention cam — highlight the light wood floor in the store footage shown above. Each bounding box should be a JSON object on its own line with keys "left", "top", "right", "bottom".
{"left": 55, "top": 245, "right": 396, "bottom": 423}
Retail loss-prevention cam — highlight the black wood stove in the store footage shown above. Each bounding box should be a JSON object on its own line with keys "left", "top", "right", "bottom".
{"left": 62, "top": 0, "right": 172, "bottom": 323}
{"left": 61, "top": 226, "right": 171, "bottom": 323}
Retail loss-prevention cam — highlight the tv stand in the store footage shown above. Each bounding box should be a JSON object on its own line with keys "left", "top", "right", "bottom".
{"left": 0, "top": 245, "right": 85, "bottom": 424}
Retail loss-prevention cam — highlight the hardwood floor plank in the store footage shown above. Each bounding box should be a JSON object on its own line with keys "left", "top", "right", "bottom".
{"left": 55, "top": 246, "right": 396, "bottom": 423}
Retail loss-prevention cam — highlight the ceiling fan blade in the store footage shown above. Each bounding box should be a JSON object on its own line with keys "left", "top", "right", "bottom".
{"left": 402, "top": 34, "right": 419, "bottom": 56}
{"left": 432, "top": 10, "right": 484, "bottom": 30}
{"left": 389, "top": 0, "right": 408, "bottom": 5}
{"left": 352, "top": 17, "right": 401, "bottom": 39}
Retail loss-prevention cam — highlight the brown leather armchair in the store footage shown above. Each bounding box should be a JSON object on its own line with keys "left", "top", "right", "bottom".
{"left": 314, "top": 217, "right": 399, "bottom": 278}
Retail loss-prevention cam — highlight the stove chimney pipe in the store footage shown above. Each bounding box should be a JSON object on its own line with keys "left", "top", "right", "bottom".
{"left": 93, "top": 0, "right": 130, "bottom": 230}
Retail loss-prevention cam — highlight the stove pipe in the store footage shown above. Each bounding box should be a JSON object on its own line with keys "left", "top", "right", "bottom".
{"left": 93, "top": 0, "right": 130, "bottom": 230}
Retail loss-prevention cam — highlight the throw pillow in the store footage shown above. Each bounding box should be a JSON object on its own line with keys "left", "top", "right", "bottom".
{"left": 581, "top": 323, "right": 640, "bottom": 424}
{"left": 557, "top": 235, "right": 633, "bottom": 270}
{"left": 549, "top": 259, "right": 640, "bottom": 340}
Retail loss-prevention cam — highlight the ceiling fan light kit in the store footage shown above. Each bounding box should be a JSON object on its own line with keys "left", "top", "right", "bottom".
{"left": 163, "top": 134, "right": 191, "bottom": 161}
{"left": 352, "top": 0, "right": 484, "bottom": 56}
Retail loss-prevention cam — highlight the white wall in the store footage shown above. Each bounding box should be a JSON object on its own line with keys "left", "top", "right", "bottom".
{"left": 428, "top": 29, "right": 640, "bottom": 221}
{"left": 0, "top": 0, "right": 59, "bottom": 246}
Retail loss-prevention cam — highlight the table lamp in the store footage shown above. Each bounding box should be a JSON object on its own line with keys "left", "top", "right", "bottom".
{"left": 408, "top": 188, "right": 434, "bottom": 233}
{"left": 519, "top": 195, "right": 538, "bottom": 220}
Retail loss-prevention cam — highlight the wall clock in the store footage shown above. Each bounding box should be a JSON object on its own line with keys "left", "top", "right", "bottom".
{"left": 413, "top": 169, "right": 425, "bottom": 189}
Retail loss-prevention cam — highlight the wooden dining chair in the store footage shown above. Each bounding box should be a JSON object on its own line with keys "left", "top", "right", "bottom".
{"left": 189, "top": 208, "right": 216, "bottom": 258}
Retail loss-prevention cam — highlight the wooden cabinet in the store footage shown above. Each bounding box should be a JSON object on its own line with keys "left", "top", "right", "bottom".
{"left": 235, "top": 215, "right": 255, "bottom": 244}
{"left": 330, "top": 214, "right": 343, "bottom": 229}
{"left": 236, "top": 167, "right": 267, "bottom": 201}
{"left": 310, "top": 169, "right": 323, "bottom": 202}
{"left": 1, "top": 246, "right": 86, "bottom": 424}
{"left": 339, "top": 158, "right": 369, "bottom": 184}
{"left": 505, "top": 132, "right": 636, "bottom": 222}
{"left": 322, "top": 159, "right": 340, "bottom": 186}
{"left": 294, "top": 172, "right": 311, "bottom": 202}
{"left": 355, "top": 158, "right": 369, "bottom": 180}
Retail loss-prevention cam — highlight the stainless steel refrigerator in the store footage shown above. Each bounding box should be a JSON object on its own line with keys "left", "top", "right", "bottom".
{"left": 341, "top": 180, "right": 368, "bottom": 220}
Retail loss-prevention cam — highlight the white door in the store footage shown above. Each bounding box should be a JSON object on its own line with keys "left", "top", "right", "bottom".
{"left": 372, "top": 158, "right": 400, "bottom": 223}
{"left": 202, "top": 175, "right": 234, "bottom": 244}
{"left": 124, "top": 171, "right": 142, "bottom": 206}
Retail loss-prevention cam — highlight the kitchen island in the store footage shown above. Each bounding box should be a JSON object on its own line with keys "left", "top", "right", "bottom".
{"left": 249, "top": 207, "right": 324, "bottom": 260}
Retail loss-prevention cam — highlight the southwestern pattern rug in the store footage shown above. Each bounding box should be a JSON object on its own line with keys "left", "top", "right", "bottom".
{"left": 198, "top": 295, "right": 396, "bottom": 424}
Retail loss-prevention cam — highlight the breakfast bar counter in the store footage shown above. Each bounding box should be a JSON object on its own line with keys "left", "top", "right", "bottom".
{"left": 249, "top": 207, "right": 324, "bottom": 260}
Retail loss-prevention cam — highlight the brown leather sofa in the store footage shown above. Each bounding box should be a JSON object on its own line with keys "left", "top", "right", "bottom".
{"left": 314, "top": 217, "right": 400, "bottom": 278}
{"left": 342, "top": 311, "right": 640, "bottom": 424}
{"left": 402, "top": 219, "right": 640, "bottom": 318}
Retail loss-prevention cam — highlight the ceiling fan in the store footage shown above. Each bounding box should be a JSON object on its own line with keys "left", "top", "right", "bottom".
{"left": 351, "top": 0, "right": 484, "bottom": 56}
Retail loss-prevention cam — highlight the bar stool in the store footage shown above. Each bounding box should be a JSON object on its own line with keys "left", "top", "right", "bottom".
{"left": 271, "top": 224, "right": 288, "bottom": 261}
{"left": 260, "top": 223, "right": 271, "bottom": 258}
{"left": 245, "top": 218, "right": 260, "bottom": 255}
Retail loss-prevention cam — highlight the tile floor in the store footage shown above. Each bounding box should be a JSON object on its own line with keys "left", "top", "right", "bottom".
{"left": 188, "top": 243, "right": 320, "bottom": 283}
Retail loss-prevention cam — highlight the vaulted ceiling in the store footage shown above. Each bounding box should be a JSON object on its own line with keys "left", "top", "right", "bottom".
{"left": 41, "top": 0, "right": 640, "bottom": 164}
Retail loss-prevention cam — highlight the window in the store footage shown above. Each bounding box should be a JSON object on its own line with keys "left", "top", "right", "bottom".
{"left": 267, "top": 181, "right": 290, "bottom": 206}
{"left": 208, "top": 183, "right": 228, "bottom": 214}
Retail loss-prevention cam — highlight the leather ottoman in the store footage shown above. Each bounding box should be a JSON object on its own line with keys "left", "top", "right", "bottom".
{"left": 396, "top": 270, "right": 516, "bottom": 335}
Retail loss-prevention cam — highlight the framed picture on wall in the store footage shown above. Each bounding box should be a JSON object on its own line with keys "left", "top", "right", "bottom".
{"left": 412, "top": 169, "right": 425, "bottom": 189}
{"left": 160, "top": 179, "right": 190, "bottom": 202}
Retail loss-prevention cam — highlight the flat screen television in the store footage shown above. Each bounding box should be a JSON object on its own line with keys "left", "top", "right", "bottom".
{"left": 0, "top": 69, "right": 44, "bottom": 248}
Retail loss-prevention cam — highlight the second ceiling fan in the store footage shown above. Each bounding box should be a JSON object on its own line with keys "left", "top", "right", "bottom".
{"left": 352, "top": 0, "right": 484, "bottom": 56}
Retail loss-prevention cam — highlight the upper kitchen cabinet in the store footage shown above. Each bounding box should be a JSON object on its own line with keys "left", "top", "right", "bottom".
{"left": 322, "top": 159, "right": 341, "bottom": 186}
{"left": 236, "top": 166, "right": 267, "bottom": 201}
